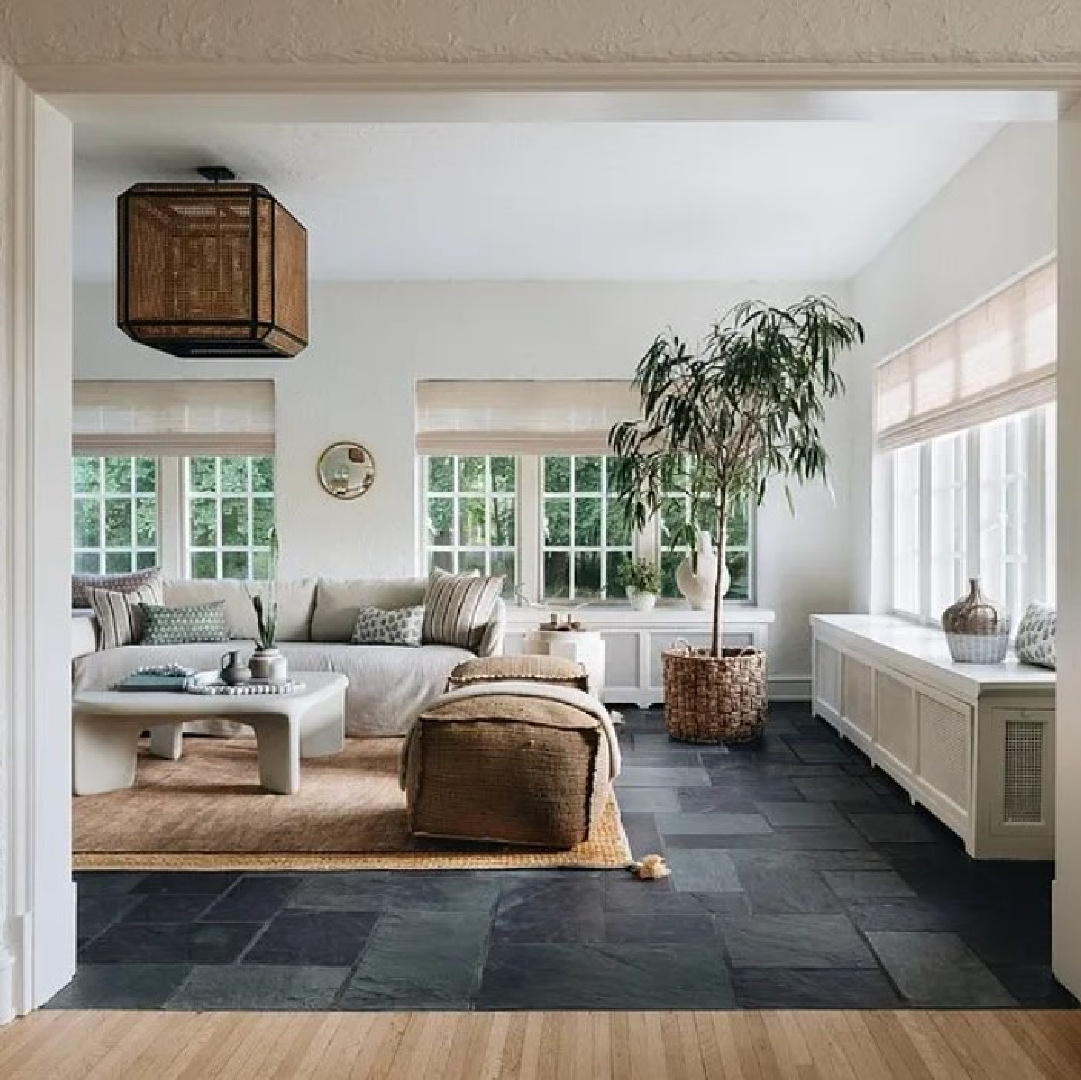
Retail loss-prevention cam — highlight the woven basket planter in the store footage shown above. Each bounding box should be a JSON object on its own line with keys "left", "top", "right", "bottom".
{"left": 663, "top": 647, "right": 767, "bottom": 744}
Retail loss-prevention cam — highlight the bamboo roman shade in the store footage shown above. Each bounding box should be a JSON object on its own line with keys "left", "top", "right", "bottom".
{"left": 73, "top": 380, "right": 276, "bottom": 456}
{"left": 875, "top": 260, "right": 1057, "bottom": 452}
{"left": 415, "top": 379, "right": 640, "bottom": 455}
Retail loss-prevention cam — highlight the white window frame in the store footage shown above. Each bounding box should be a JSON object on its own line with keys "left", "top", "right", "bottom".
{"left": 418, "top": 453, "right": 756, "bottom": 606}
{"left": 72, "top": 453, "right": 276, "bottom": 581}
{"left": 886, "top": 403, "right": 1054, "bottom": 625}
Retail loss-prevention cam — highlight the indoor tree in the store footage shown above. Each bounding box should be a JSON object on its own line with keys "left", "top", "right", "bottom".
{"left": 609, "top": 296, "right": 864, "bottom": 658}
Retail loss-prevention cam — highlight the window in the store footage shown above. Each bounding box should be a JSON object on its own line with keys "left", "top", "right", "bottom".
{"left": 71, "top": 454, "right": 275, "bottom": 581}
{"left": 420, "top": 453, "right": 755, "bottom": 604}
{"left": 424, "top": 455, "right": 516, "bottom": 593}
{"left": 72, "top": 456, "right": 158, "bottom": 574}
{"left": 541, "top": 456, "right": 632, "bottom": 599}
{"left": 887, "top": 403, "right": 1054, "bottom": 624}
{"left": 187, "top": 456, "right": 276, "bottom": 579}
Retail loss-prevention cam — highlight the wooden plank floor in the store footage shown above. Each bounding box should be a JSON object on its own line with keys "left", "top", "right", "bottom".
{"left": 2, "top": 1010, "right": 1081, "bottom": 1079}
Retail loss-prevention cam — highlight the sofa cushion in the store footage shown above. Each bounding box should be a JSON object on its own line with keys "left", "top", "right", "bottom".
{"left": 422, "top": 570, "right": 503, "bottom": 652}
{"left": 140, "top": 602, "right": 230, "bottom": 645}
{"left": 311, "top": 578, "right": 427, "bottom": 642}
{"left": 86, "top": 581, "right": 164, "bottom": 649}
{"left": 72, "top": 566, "right": 161, "bottom": 610}
{"left": 163, "top": 578, "right": 316, "bottom": 641}
{"left": 351, "top": 604, "right": 424, "bottom": 647}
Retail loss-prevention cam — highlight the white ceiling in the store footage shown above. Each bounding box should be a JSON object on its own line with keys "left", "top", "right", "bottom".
{"left": 74, "top": 119, "right": 1007, "bottom": 281}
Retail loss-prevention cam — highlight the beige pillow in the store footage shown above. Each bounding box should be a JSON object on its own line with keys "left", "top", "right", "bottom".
{"left": 311, "top": 578, "right": 427, "bottom": 642}
{"left": 422, "top": 570, "right": 504, "bottom": 652}
{"left": 448, "top": 655, "right": 589, "bottom": 692}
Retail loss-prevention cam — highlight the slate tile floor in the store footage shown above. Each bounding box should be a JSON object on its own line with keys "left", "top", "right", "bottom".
{"left": 50, "top": 704, "right": 1078, "bottom": 1012}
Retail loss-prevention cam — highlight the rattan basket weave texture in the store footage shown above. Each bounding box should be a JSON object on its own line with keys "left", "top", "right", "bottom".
{"left": 663, "top": 647, "right": 767, "bottom": 744}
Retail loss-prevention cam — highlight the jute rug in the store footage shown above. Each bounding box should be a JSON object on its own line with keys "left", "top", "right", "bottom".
{"left": 73, "top": 736, "right": 632, "bottom": 872}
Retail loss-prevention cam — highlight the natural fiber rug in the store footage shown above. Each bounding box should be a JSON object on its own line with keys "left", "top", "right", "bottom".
{"left": 73, "top": 736, "right": 632, "bottom": 872}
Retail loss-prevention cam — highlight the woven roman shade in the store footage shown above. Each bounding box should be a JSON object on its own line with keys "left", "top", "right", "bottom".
{"left": 875, "top": 260, "right": 1056, "bottom": 451}
{"left": 415, "top": 380, "right": 639, "bottom": 455}
{"left": 73, "top": 380, "right": 276, "bottom": 456}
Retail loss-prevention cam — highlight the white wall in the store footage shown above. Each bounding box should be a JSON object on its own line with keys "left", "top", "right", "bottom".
{"left": 75, "top": 279, "right": 858, "bottom": 688}
{"left": 848, "top": 122, "right": 1058, "bottom": 612}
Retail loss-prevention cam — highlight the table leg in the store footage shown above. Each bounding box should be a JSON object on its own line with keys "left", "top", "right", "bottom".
{"left": 148, "top": 723, "right": 184, "bottom": 760}
{"left": 299, "top": 690, "right": 346, "bottom": 759}
{"left": 72, "top": 715, "right": 142, "bottom": 795}
{"left": 255, "top": 717, "right": 300, "bottom": 794}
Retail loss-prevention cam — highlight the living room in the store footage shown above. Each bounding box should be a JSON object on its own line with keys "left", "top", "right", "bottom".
{"left": 3, "top": 66, "right": 1080, "bottom": 1072}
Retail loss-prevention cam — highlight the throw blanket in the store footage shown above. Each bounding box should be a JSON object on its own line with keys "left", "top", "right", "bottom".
{"left": 399, "top": 680, "right": 622, "bottom": 789}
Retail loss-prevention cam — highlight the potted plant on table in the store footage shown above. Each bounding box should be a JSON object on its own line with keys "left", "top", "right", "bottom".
{"left": 609, "top": 296, "right": 864, "bottom": 743}
{"left": 617, "top": 557, "right": 662, "bottom": 612}
{"left": 249, "top": 527, "right": 288, "bottom": 684}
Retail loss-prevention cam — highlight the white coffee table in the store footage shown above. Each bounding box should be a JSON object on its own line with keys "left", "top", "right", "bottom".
{"left": 72, "top": 672, "right": 348, "bottom": 796}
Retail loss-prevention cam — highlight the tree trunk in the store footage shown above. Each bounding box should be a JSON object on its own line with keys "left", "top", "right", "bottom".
{"left": 711, "top": 498, "right": 728, "bottom": 658}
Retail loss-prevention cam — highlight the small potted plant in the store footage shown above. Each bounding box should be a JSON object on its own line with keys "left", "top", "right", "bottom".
{"left": 248, "top": 527, "right": 288, "bottom": 684}
{"left": 617, "top": 557, "right": 661, "bottom": 612}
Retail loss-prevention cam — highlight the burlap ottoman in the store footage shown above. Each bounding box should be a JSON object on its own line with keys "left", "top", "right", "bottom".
{"left": 401, "top": 684, "right": 617, "bottom": 848}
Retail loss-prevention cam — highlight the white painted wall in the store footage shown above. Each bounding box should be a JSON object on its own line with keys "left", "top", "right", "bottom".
{"left": 74, "top": 279, "right": 858, "bottom": 687}
{"left": 848, "top": 122, "right": 1057, "bottom": 612}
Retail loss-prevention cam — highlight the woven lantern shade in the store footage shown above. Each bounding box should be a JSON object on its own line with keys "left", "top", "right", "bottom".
{"left": 117, "top": 176, "right": 308, "bottom": 359}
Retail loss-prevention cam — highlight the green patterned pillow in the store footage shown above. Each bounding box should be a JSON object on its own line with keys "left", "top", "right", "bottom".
{"left": 139, "top": 602, "right": 229, "bottom": 645}
{"left": 351, "top": 604, "right": 424, "bottom": 647}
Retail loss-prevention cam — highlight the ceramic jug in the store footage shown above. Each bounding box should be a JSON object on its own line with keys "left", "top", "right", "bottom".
{"left": 219, "top": 649, "right": 251, "bottom": 685}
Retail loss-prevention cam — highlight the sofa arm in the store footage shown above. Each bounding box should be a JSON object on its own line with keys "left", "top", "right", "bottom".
{"left": 71, "top": 611, "right": 99, "bottom": 659}
{"left": 476, "top": 597, "right": 506, "bottom": 657}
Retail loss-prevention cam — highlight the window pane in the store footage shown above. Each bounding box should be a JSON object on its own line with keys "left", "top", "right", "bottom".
{"left": 574, "top": 497, "right": 602, "bottom": 546}
{"left": 727, "top": 550, "right": 750, "bottom": 601}
{"left": 103, "top": 457, "right": 132, "bottom": 494}
{"left": 660, "top": 551, "right": 682, "bottom": 599}
{"left": 74, "top": 552, "right": 100, "bottom": 574}
{"left": 606, "top": 499, "right": 632, "bottom": 546}
{"left": 458, "top": 457, "right": 486, "bottom": 493}
{"left": 221, "top": 456, "right": 249, "bottom": 494}
{"left": 190, "top": 552, "right": 218, "bottom": 578}
{"left": 930, "top": 433, "right": 966, "bottom": 618}
{"left": 135, "top": 497, "right": 157, "bottom": 547}
{"left": 73, "top": 457, "right": 100, "bottom": 494}
{"left": 490, "top": 551, "right": 516, "bottom": 592}
{"left": 427, "top": 456, "right": 454, "bottom": 493}
{"left": 251, "top": 497, "right": 274, "bottom": 546}
{"left": 220, "top": 498, "right": 250, "bottom": 547}
{"left": 104, "top": 500, "right": 132, "bottom": 547}
{"left": 252, "top": 550, "right": 271, "bottom": 579}
{"left": 544, "top": 499, "right": 571, "bottom": 546}
{"left": 458, "top": 498, "right": 487, "bottom": 546}
{"left": 104, "top": 551, "right": 133, "bottom": 574}
{"left": 605, "top": 551, "right": 629, "bottom": 599}
{"left": 189, "top": 457, "right": 217, "bottom": 493}
{"left": 73, "top": 500, "right": 100, "bottom": 548}
{"left": 251, "top": 456, "right": 275, "bottom": 493}
{"left": 136, "top": 550, "right": 157, "bottom": 570}
{"left": 574, "top": 457, "right": 602, "bottom": 493}
{"left": 492, "top": 497, "right": 515, "bottom": 547}
{"left": 189, "top": 499, "right": 218, "bottom": 546}
{"left": 491, "top": 456, "right": 516, "bottom": 493}
{"left": 135, "top": 457, "right": 157, "bottom": 493}
{"left": 544, "top": 456, "right": 571, "bottom": 493}
{"left": 430, "top": 550, "right": 454, "bottom": 573}
{"left": 459, "top": 551, "right": 487, "bottom": 574}
{"left": 892, "top": 446, "right": 921, "bottom": 614}
{"left": 427, "top": 498, "right": 454, "bottom": 546}
{"left": 543, "top": 551, "right": 570, "bottom": 598}
{"left": 221, "top": 551, "right": 250, "bottom": 579}
{"left": 574, "top": 552, "right": 602, "bottom": 597}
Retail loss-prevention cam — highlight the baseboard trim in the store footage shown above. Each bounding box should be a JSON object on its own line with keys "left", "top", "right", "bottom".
{"left": 768, "top": 676, "right": 811, "bottom": 702}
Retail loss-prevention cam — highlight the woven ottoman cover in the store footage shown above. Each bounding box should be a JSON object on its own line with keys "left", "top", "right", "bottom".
{"left": 447, "top": 654, "right": 589, "bottom": 692}
{"left": 403, "top": 694, "right": 611, "bottom": 848}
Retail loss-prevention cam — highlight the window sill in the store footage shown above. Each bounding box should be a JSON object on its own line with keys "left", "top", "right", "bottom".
{"left": 504, "top": 604, "right": 774, "bottom": 628}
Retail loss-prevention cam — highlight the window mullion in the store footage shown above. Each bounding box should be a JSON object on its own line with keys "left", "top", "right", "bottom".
{"left": 918, "top": 441, "right": 934, "bottom": 622}
{"left": 519, "top": 455, "right": 541, "bottom": 603}
{"left": 160, "top": 456, "right": 184, "bottom": 579}
{"left": 1026, "top": 409, "right": 1046, "bottom": 611}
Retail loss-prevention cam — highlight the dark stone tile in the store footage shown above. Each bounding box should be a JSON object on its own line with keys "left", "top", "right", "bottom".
{"left": 793, "top": 776, "right": 880, "bottom": 803}
{"left": 131, "top": 872, "right": 240, "bottom": 896}
{"left": 288, "top": 871, "right": 500, "bottom": 913}
{"left": 121, "top": 893, "right": 216, "bottom": 924}
{"left": 990, "top": 965, "right": 1079, "bottom": 1008}
{"left": 732, "top": 968, "right": 902, "bottom": 1009}
{"left": 338, "top": 910, "right": 491, "bottom": 1009}
{"left": 727, "top": 848, "right": 889, "bottom": 872}
{"left": 671, "top": 825, "right": 870, "bottom": 852}
{"left": 619, "top": 811, "right": 665, "bottom": 856}
{"left": 493, "top": 876, "right": 605, "bottom": 943}
{"left": 79, "top": 922, "right": 261, "bottom": 965}
{"left": 755, "top": 802, "right": 846, "bottom": 828}
{"left": 612, "top": 787, "right": 682, "bottom": 813}
{"left": 78, "top": 892, "right": 142, "bottom": 943}
{"left": 847, "top": 813, "right": 947, "bottom": 844}
{"left": 741, "top": 868, "right": 843, "bottom": 915}
{"left": 655, "top": 812, "right": 771, "bottom": 837}
{"left": 667, "top": 849, "right": 743, "bottom": 893}
{"left": 959, "top": 923, "right": 1052, "bottom": 967}
{"left": 75, "top": 872, "right": 147, "bottom": 898}
{"left": 603, "top": 911, "right": 717, "bottom": 944}
{"left": 867, "top": 931, "right": 1016, "bottom": 1006}
{"left": 618, "top": 765, "right": 711, "bottom": 787}
{"left": 45, "top": 963, "right": 193, "bottom": 1009}
{"left": 243, "top": 911, "right": 379, "bottom": 966}
{"left": 719, "top": 913, "right": 876, "bottom": 969}
{"left": 477, "top": 943, "right": 735, "bottom": 1010}
{"left": 676, "top": 789, "right": 760, "bottom": 815}
{"left": 167, "top": 965, "right": 349, "bottom": 1011}
{"left": 603, "top": 876, "right": 717, "bottom": 915}
{"left": 823, "top": 871, "right": 917, "bottom": 900}
{"left": 785, "top": 740, "right": 853, "bottom": 765}
{"left": 204, "top": 875, "right": 303, "bottom": 922}
{"left": 846, "top": 898, "right": 970, "bottom": 932}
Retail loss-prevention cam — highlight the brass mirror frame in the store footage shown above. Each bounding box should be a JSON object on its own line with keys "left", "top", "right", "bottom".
{"left": 317, "top": 441, "right": 376, "bottom": 500}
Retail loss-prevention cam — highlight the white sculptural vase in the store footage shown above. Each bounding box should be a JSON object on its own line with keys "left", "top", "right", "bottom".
{"left": 675, "top": 531, "right": 730, "bottom": 610}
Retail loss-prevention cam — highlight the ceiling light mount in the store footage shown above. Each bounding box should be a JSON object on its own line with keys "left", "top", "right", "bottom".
{"left": 196, "top": 165, "right": 237, "bottom": 184}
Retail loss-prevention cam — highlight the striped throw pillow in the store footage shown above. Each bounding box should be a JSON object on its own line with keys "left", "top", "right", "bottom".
{"left": 140, "top": 602, "right": 229, "bottom": 645}
{"left": 85, "top": 580, "right": 164, "bottom": 649}
{"left": 72, "top": 566, "right": 161, "bottom": 609}
{"left": 422, "top": 570, "right": 503, "bottom": 652}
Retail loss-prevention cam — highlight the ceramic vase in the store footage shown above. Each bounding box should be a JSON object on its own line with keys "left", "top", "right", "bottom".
{"left": 250, "top": 647, "right": 288, "bottom": 684}
{"left": 626, "top": 587, "right": 658, "bottom": 612}
{"left": 941, "top": 577, "right": 1010, "bottom": 664}
{"left": 675, "top": 531, "right": 729, "bottom": 610}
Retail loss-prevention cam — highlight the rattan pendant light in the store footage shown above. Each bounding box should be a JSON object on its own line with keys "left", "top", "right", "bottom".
{"left": 117, "top": 166, "right": 308, "bottom": 358}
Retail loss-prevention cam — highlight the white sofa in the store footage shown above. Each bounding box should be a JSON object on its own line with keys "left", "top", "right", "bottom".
{"left": 71, "top": 577, "right": 506, "bottom": 738}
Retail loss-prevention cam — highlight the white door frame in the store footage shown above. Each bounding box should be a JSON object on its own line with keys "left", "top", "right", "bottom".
{"left": 3, "top": 61, "right": 1081, "bottom": 1020}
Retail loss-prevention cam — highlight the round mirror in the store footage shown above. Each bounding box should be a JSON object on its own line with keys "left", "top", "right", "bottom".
{"left": 317, "top": 441, "right": 376, "bottom": 500}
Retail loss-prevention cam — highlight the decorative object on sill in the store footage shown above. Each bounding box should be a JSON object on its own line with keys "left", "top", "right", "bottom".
{"left": 543, "top": 613, "right": 584, "bottom": 632}
{"left": 317, "top": 441, "right": 376, "bottom": 500}
{"left": 249, "top": 527, "right": 288, "bottom": 683}
{"left": 1014, "top": 602, "right": 1056, "bottom": 670}
{"left": 219, "top": 649, "right": 251, "bottom": 686}
{"left": 617, "top": 557, "right": 660, "bottom": 612}
{"left": 630, "top": 853, "right": 671, "bottom": 881}
{"left": 117, "top": 165, "right": 308, "bottom": 359}
{"left": 674, "top": 530, "right": 728, "bottom": 610}
{"left": 608, "top": 295, "right": 862, "bottom": 743}
{"left": 942, "top": 577, "right": 1011, "bottom": 664}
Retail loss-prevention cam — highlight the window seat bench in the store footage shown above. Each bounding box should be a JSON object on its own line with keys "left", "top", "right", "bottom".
{"left": 811, "top": 614, "right": 1055, "bottom": 860}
